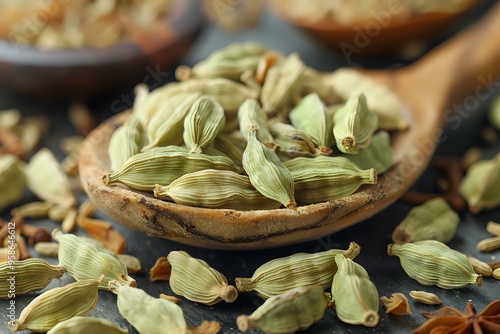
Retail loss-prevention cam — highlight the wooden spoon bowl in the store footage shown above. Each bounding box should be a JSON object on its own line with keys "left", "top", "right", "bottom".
{"left": 79, "top": 4, "right": 500, "bottom": 249}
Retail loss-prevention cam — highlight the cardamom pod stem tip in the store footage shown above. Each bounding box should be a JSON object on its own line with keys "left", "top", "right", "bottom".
{"left": 476, "top": 274, "right": 483, "bottom": 286}
{"left": 102, "top": 173, "right": 111, "bottom": 185}
{"left": 221, "top": 285, "right": 238, "bottom": 303}
{"left": 387, "top": 243, "right": 394, "bottom": 256}
{"left": 236, "top": 315, "right": 251, "bottom": 333}
{"left": 175, "top": 65, "right": 192, "bottom": 81}
{"left": 363, "top": 311, "right": 380, "bottom": 327}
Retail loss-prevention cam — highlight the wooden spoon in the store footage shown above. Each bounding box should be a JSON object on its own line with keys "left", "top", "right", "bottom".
{"left": 79, "top": 4, "right": 500, "bottom": 250}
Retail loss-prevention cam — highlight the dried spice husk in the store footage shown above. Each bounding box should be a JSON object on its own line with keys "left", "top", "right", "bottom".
{"left": 34, "top": 242, "right": 59, "bottom": 257}
{"left": 236, "top": 242, "right": 360, "bottom": 299}
{"left": 476, "top": 236, "right": 500, "bottom": 252}
{"left": 109, "top": 281, "right": 221, "bottom": 334}
{"left": 103, "top": 148, "right": 240, "bottom": 191}
{"left": 0, "top": 154, "right": 25, "bottom": 211}
{"left": 487, "top": 221, "right": 500, "bottom": 236}
{"left": 331, "top": 254, "right": 380, "bottom": 327}
{"left": 284, "top": 156, "right": 377, "bottom": 204}
{"left": 237, "top": 285, "right": 330, "bottom": 334}
{"left": 0, "top": 258, "right": 65, "bottom": 299}
{"left": 388, "top": 240, "right": 482, "bottom": 289}
{"left": 108, "top": 115, "right": 146, "bottom": 171}
{"left": 380, "top": 293, "right": 412, "bottom": 315}
{"left": 408, "top": 291, "right": 443, "bottom": 305}
{"left": 243, "top": 127, "right": 296, "bottom": 208}
{"left": 154, "top": 169, "right": 281, "bottom": 210}
{"left": 149, "top": 256, "right": 171, "bottom": 282}
{"left": 168, "top": 251, "right": 238, "bottom": 305}
{"left": 77, "top": 216, "right": 126, "bottom": 254}
{"left": 26, "top": 148, "right": 76, "bottom": 208}
{"left": 9, "top": 276, "right": 102, "bottom": 332}
{"left": 289, "top": 93, "right": 334, "bottom": 154}
{"left": 391, "top": 197, "right": 460, "bottom": 244}
{"left": 466, "top": 256, "right": 492, "bottom": 277}
{"left": 459, "top": 153, "right": 500, "bottom": 213}
{"left": 48, "top": 204, "right": 72, "bottom": 222}
{"left": 342, "top": 130, "right": 393, "bottom": 174}
{"left": 46, "top": 316, "right": 128, "bottom": 334}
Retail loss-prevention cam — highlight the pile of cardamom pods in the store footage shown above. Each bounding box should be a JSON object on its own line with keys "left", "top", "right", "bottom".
{"left": 104, "top": 42, "right": 409, "bottom": 210}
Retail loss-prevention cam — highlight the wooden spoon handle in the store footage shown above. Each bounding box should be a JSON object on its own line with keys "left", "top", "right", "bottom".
{"left": 403, "top": 2, "right": 500, "bottom": 113}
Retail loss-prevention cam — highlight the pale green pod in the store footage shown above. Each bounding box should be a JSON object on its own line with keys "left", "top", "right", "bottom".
{"left": 142, "top": 93, "right": 199, "bottom": 151}
{"left": 333, "top": 93, "right": 378, "bottom": 154}
{"left": 176, "top": 42, "right": 266, "bottom": 81}
{"left": 488, "top": 95, "right": 500, "bottom": 130}
{"left": 214, "top": 132, "right": 246, "bottom": 166}
{"left": 108, "top": 115, "right": 146, "bottom": 171}
{"left": 261, "top": 53, "right": 305, "bottom": 113}
{"left": 132, "top": 82, "right": 179, "bottom": 127}
{"left": 342, "top": 131, "right": 393, "bottom": 174}
{"left": 9, "top": 276, "right": 102, "bottom": 333}
{"left": 167, "top": 251, "right": 238, "bottom": 305}
{"left": 459, "top": 153, "right": 500, "bottom": 213}
{"left": 235, "top": 242, "right": 360, "bottom": 299}
{"left": 46, "top": 317, "right": 128, "bottom": 334}
{"left": 331, "top": 254, "right": 379, "bottom": 327}
{"left": 0, "top": 154, "right": 25, "bottom": 211}
{"left": 183, "top": 96, "right": 226, "bottom": 154}
{"left": 300, "top": 66, "right": 334, "bottom": 103}
{"left": 270, "top": 122, "right": 319, "bottom": 158}
{"left": 243, "top": 128, "right": 296, "bottom": 208}
{"left": 387, "top": 240, "right": 482, "bottom": 289}
{"left": 325, "top": 68, "right": 408, "bottom": 131}
{"left": 0, "top": 258, "right": 65, "bottom": 299}
{"left": 237, "top": 285, "right": 329, "bottom": 334}
{"left": 103, "top": 147, "right": 240, "bottom": 191}
{"left": 289, "top": 92, "right": 334, "bottom": 155}
{"left": 391, "top": 197, "right": 460, "bottom": 244}
{"left": 238, "top": 98, "right": 277, "bottom": 150}
{"left": 154, "top": 170, "right": 281, "bottom": 210}
{"left": 54, "top": 231, "right": 136, "bottom": 289}
{"left": 109, "top": 281, "right": 187, "bottom": 334}
{"left": 284, "top": 156, "right": 377, "bottom": 204}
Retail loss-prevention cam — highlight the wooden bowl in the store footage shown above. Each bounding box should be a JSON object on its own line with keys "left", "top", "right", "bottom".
{"left": 0, "top": 0, "right": 202, "bottom": 98}
{"left": 269, "top": 0, "right": 477, "bottom": 55}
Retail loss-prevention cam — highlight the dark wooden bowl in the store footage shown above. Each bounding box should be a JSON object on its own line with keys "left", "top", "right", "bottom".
{"left": 0, "top": 0, "right": 203, "bottom": 98}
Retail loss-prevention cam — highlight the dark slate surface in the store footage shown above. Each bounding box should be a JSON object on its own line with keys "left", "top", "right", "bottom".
{"left": 1, "top": 2, "right": 499, "bottom": 333}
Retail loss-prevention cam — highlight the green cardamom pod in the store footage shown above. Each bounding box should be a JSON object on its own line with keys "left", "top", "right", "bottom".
{"left": 141, "top": 93, "right": 199, "bottom": 151}
{"left": 103, "top": 147, "right": 239, "bottom": 191}
{"left": 183, "top": 96, "right": 226, "bottom": 154}
{"left": 459, "top": 153, "right": 500, "bottom": 213}
{"left": 284, "top": 156, "right": 377, "bottom": 204}
{"left": 0, "top": 154, "right": 26, "bottom": 211}
{"left": 235, "top": 242, "right": 360, "bottom": 299}
{"left": 342, "top": 131, "right": 393, "bottom": 174}
{"left": 238, "top": 98, "right": 278, "bottom": 151}
{"left": 289, "top": 92, "right": 334, "bottom": 155}
{"left": 46, "top": 316, "right": 128, "bottom": 334}
{"left": 243, "top": 127, "right": 296, "bottom": 208}
{"left": 167, "top": 250, "right": 238, "bottom": 305}
{"left": 0, "top": 258, "right": 65, "bottom": 299}
{"left": 270, "top": 122, "right": 319, "bottom": 158}
{"left": 387, "top": 240, "right": 482, "bottom": 289}
{"left": 331, "top": 254, "right": 379, "bottom": 327}
{"left": 213, "top": 133, "right": 245, "bottom": 167}
{"left": 333, "top": 92, "right": 378, "bottom": 154}
{"left": 9, "top": 275, "right": 103, "bottom": 332}
{"left": 108, "top": 281, "right": 221, "bottom": 334}
{"left": 392, "top": 197, "right": 459, "bottom": 244}
{"left": 54, "top": 230, "right": 136, "bottom": 289}
{"left": 108, "top": 115, "right": 146, "bottom": 171}
{"left": 237, "top": 285, "right": 330, "bottom": 334}
{"left": 154, "top": 169, "right": 281, "bottom": 210}
{"left": 261, "top": 53, "right": 305, "bottom": 113}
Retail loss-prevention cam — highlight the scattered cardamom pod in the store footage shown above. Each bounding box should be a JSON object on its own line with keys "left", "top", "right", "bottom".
{"left": 109, "top": 280, "right": 221, "bottom": 334}
{"left": 493, "top": 268, "right": 500, "bottom": 280}
{"left": 11, "top": 201, "right": 54, "bottom": 219}
{"left": 0, "top": 154, "right": 25, "bottom": 211}
{"left": 9, "top": 275, "right": 103, "bottom": 332}
{"left": 343, "top": 130, "right": 393, "bottom": 174}
{"left": 78, "top": 199, "right": 96, "bottom": 218}
{"left": 331, "top": 254, "right": 380, "bottom": 327}
{"left": 168, "top": 251, "right": 238, "bottom": 305}
{"left": 61, "top": 208, "right": 78, "bottom": 233}
{"left": 235, "top": 242, "right": 360, "bottom": 299}
{"left": 238, "top": 98, "right": 277, "bottom": 151}
{"left": 48, "top": 204, "right": 72, "bottom": 222}
{"left": 54, "top": 230, "right": 136, "bottom": 289}
{"left": 34, "top": 242, "right": 59, "bottom": 257}
{"left": 380, "top": 293, "right": 411, "bottom": 315}
{"left": 391, "top": 197, "right": 460, "bottom": 244}
{"left": 284, "top": 156, "right": 377, "bottom": 204}
{"left": 467, "top": 256, "right": 493, "bottom": 277}
{"left": 486, "top": 221, "right": 500, "bottom": 236}
{"left": 46, "top": 316, "right": 128, "bottom": 334}
{"left": 243, "top": 127, "right": 296, "bottom": 208}
{"left": 459, "top": 153, "right": 500, "bottom": 213}
{"left": 387, "top": 240, "right": 482, "bottom": 289}
{"left": 77, "top": 216, "right": 126, "bottom": 254}
{"left": 408, "top": 291, "right": 443, "bottom": 305}
{"left": 476, "top": 236, "right": 500, "bottom": 252}
{"left": 237, "top": 285, "right": 329, "bottom": 334}
{"left": 108, "top": 115, "right": 146, "bottom": 171}
{"left": 289, "top": 93, "right": 334, "bottom": 155}
{"left": 333, "top": 92, "right": 378, "bottom": 154}
{"left": 0, "top": 258, "right": 65, "bottom": 299}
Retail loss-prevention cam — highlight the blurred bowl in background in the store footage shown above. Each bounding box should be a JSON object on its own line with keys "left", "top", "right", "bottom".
{"left": 269, "top": 0, "right": 477, "bottom": 56}
{"left": 0, "top": 0, "right": 203, "bottom": 99}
